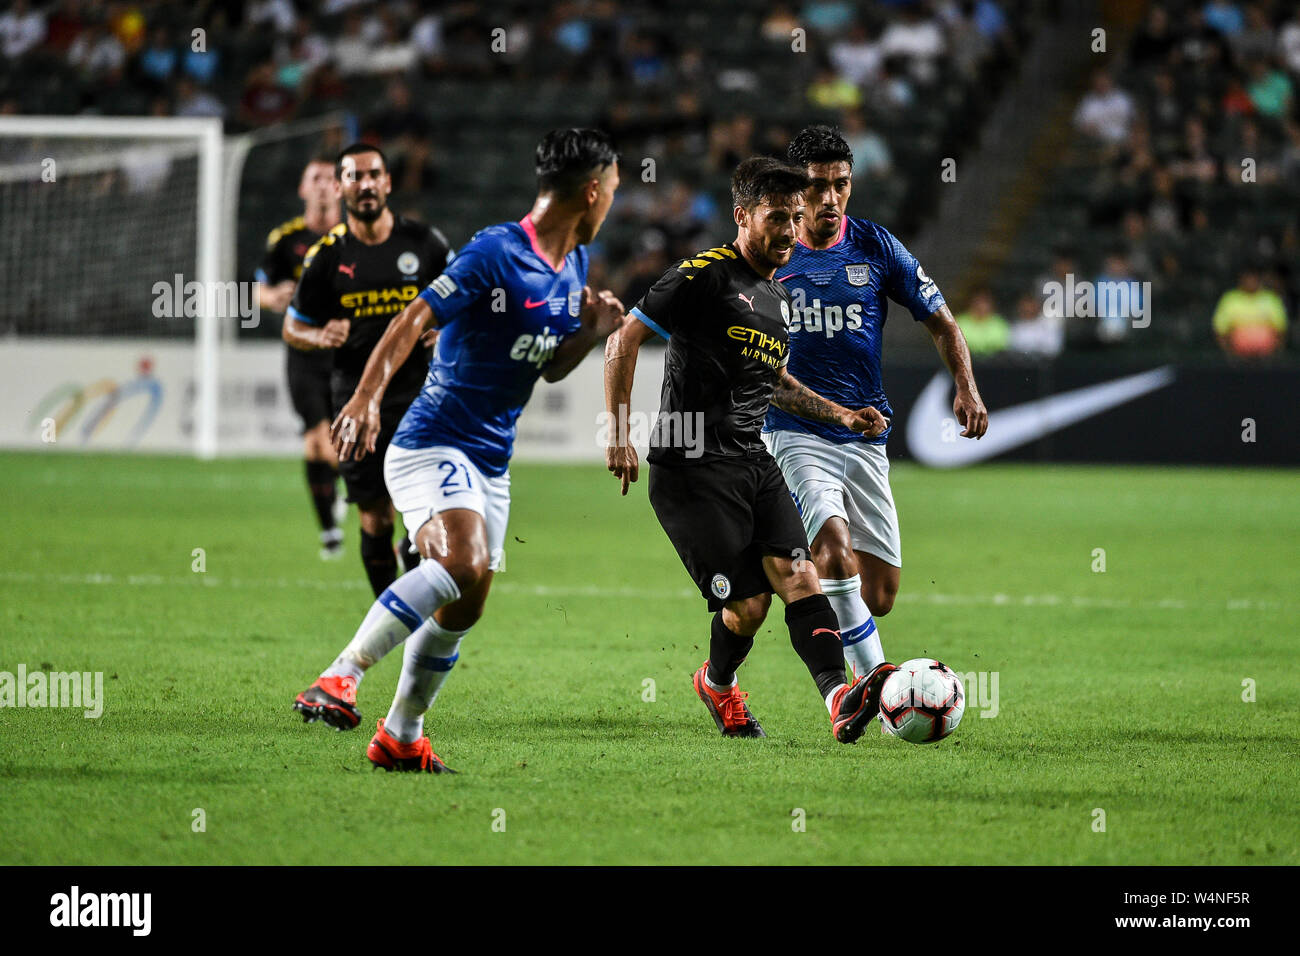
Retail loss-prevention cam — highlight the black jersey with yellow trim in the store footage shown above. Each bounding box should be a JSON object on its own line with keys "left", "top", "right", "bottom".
{"left": 255, "top": 216, "right": 323, "bottom": 287}
{"left": 288, "top": 216, "right": 453, "bottom": 400}
{"left": 631, "top": 242, "right": 792, "bottom": 465}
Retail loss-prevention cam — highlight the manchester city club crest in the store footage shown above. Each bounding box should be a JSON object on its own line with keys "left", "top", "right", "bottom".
{"left": 710, "top": 573, "right": 731, "bottom": 600}
{"left": 397, "top": 251, "right": 420, "bottom": 275}
{"left": 780, "top": 299, "right": 790, "bottom": 328}
{"left": 845, "top": 263, "right": 871, "bottom": 286}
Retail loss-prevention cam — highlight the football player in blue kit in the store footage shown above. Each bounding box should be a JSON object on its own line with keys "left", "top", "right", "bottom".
{"left": 292, "top": 129, "right": 626, "bottom": 773}
{"left": 765, "top": 125, "right": 988, "bottom": 681}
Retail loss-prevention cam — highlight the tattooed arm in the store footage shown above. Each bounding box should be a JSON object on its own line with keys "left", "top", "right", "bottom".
{"left": 771, "top": 370, "right": 889, "bottom": 437}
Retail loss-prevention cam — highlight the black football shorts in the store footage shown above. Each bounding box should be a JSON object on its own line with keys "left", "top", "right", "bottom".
{"left": 648, "top": 453, "right": 809, "bottom": 612}
{"left": 285, "top": 346, "right": 334, "bottom": 433}
{"left": 331, "top": 375, "right": 417, "bottom": 507}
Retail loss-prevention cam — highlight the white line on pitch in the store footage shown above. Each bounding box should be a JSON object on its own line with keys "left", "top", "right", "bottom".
{"left": 0, "top": 570, "right": 1288, "bottom": 612}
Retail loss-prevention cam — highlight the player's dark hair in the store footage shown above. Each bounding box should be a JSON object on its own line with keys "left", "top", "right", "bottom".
{"left": 787, "top": 124, "right": 854, "bottom": 170}
{"left": 535, "top": 128, "right": 620, "bottom": 196}
{"left": 335, "top": 142, "right": 388, "bottom": 178}
{"left": 309, "top": 153, "right": 336, "bottom": 168}
{"left": 730, "top": 156, "right": 811, "bottom": 212}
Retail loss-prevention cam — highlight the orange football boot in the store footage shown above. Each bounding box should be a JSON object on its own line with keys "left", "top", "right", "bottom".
{"left": 693, "top": 661, "right": 766, "bottom": 738}
{"left": 366, "top": 719, "right": 456, "bottom": 774}
{"left": 293, "top": 675, "right": 360, "bottom": 730}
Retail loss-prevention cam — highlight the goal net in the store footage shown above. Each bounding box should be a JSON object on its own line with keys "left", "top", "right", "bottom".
{"left": 0, "top": 117, "right": 224, "bottom": 456}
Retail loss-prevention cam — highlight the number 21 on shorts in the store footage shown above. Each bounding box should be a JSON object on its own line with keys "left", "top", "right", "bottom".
{"left": 438, "top": 459, "right": 475, "bottom": 495}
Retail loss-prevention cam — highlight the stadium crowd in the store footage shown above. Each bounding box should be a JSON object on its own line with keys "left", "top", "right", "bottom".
{"left": 19, "top": 1, "right": 1288, "bottom": 358}
{"left": 982, "top": 0, "right": 1297, "bottom": 358}
{"left": 0, "top": 1, "right": 1027, "bottom": 331}
{"left": 2, "top": 1, "right": 1289, "bottom": 356}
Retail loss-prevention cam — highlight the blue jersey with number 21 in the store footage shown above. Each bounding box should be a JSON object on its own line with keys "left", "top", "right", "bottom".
{"left": 392, "top": 217, "right": 589, "bottom": 476}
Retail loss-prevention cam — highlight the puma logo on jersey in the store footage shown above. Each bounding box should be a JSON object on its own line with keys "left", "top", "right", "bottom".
{"left": 737, "top": 292, "right": 755, "bottom": 311}
{"left": 338, "top": 262, "right": 356, "bottom": 278}
{"left": 789, "top": 299, "right": 864, "bottom": 338}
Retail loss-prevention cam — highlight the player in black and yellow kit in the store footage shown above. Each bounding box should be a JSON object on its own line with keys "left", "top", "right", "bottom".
{"left": 604, "top": 157, "right": 896, "bottom": 743}
{"left": 285, "top": 143, "right": 452, "bottom": 597}
{"left": 257, "top": 156, "right": 345, "bottom": 559}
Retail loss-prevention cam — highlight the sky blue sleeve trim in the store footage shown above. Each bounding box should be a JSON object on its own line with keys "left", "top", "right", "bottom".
{"left": 253, "top": 268, "right": 268, "bottom": 283}
{"left": 286, "top": 304, "right": 320, "bottom": 326}
{"left": 630, "top": 306, "right": 669, "bottom": 340}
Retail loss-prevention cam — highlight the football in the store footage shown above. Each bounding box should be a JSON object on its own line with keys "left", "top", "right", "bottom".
{"left": 879, "top": 658, "right": 965, "bottom": 744}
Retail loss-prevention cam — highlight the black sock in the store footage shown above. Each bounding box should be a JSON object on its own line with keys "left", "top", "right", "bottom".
{"left": 360, "top": 529, "right": 397, "bottom": 597}
{"left": 397, "top": 535, "right": 421, "bottom": 574}
{"left": 707, "top": 612, "right": 754, "bottom": 687}
{"left": 305, "top": 460, "right": 338, "bottom": 532}
{"left": 785, "top": 593, "right": 847, "bottom": 699}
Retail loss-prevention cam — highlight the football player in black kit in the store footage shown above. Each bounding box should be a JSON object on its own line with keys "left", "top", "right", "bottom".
{"left": 257, "top": 156, "right": 346, "bottom": 560}
{"left": 284, "top": 143, "right": 452, "bottom": 597}
{"left": 604, "top": 157, "right": 896, "bottom": 742}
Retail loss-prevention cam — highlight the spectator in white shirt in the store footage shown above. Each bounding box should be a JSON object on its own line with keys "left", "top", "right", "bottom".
{"left": 1010, "top": 293, "right": 1064, "bottom": 358}
{"left": 247, "top": 0, "right": 298, "bottom": 36}
{"left": 1279, "top": 7, "right": 1300, "bottom": 75}
{"left": 1074, "top": 70, "right": 1135, "bottom": 146}
{"left": 0, "top": 0, "right": 47, "bottom": 60}
{"left": 68, "top": 23, "right": 126, "bottom": 78}
{"left": 829, "top": 22, "right": 882, "bottom": 87}
{"left": 174, "top": 76, "right": 226, "bottom": 119}
{"left": 879, "top": 7, "right": 946, "bottom": 81}
{"left": 412, "top": 12, "right": 444, "bottom": 66}
{"left": 365, "top": 10, "right": 416, "bottom": 75}
{"left": 333, "top": 12, "right": 376, "bottom": 77}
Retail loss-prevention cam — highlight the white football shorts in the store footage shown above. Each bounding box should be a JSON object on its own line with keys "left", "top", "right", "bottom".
{"left": 761, "top": 429, "right": 901, "bottom": 568}
{"left": 383, "top": 443, "right": 511, "bottom": 572}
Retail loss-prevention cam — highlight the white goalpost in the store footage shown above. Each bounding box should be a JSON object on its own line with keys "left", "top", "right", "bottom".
{"left": 0, "top": 115, "right": 224, "bottom": 457}
{"left": 0, "top": 111, "right": 648, "bottom": 464}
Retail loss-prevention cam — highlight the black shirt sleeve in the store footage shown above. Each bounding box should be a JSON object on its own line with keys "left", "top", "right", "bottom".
{"left": 257, "top": 231, "right": 294, "bottom": 286}
{"left": 424, "top": 226, "right": 454, "bottom": 282}
{"left": 632, "top": 258, "right": 713, "bottom": 339}
{"left": 288, "top": 235, "right": 337, "bottom": 327}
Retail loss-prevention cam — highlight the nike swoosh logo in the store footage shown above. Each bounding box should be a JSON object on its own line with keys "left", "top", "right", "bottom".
{"left": 524, "top": 297, "right": 548, "bottom": 309}
{"left": 905, "top": 366, "right": 1176, "bottom": 467}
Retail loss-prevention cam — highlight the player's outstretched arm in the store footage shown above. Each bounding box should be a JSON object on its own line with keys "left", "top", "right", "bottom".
{"left": 772, "top": 370, "right": 889, "bottom": 438}
{"left": 922, "top": 305, "right": 988, "bottom": 439}
{"left": 603, "top": 313, "right": 657, "bottom": 495}
{"left": 331, "top": 297, "right": 436, "bottom": 461}
{"left": 542, "top": 286, "right": 625, "bottom": 384}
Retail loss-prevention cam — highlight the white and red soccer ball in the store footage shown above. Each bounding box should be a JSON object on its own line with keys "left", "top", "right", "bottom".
{"left": 879, "top": 658, "right": 965, "bottom": 744}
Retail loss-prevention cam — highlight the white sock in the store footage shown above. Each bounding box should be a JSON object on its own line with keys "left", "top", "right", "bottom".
{"left": 384, "top": 617, "right": 468, "bottom": 742}
{"left": 821, "top": 575, "right": 884, "bottom": 680}
{"left": 704, "top": 671, "right": 737, "bottom": 694}
{"left": 322, "top": 560, "right": 461, "bottom": 685}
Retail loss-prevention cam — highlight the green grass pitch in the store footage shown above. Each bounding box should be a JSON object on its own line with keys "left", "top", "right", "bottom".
{"left": 0, "top": 451, "right": 1296, "bottom": 865}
